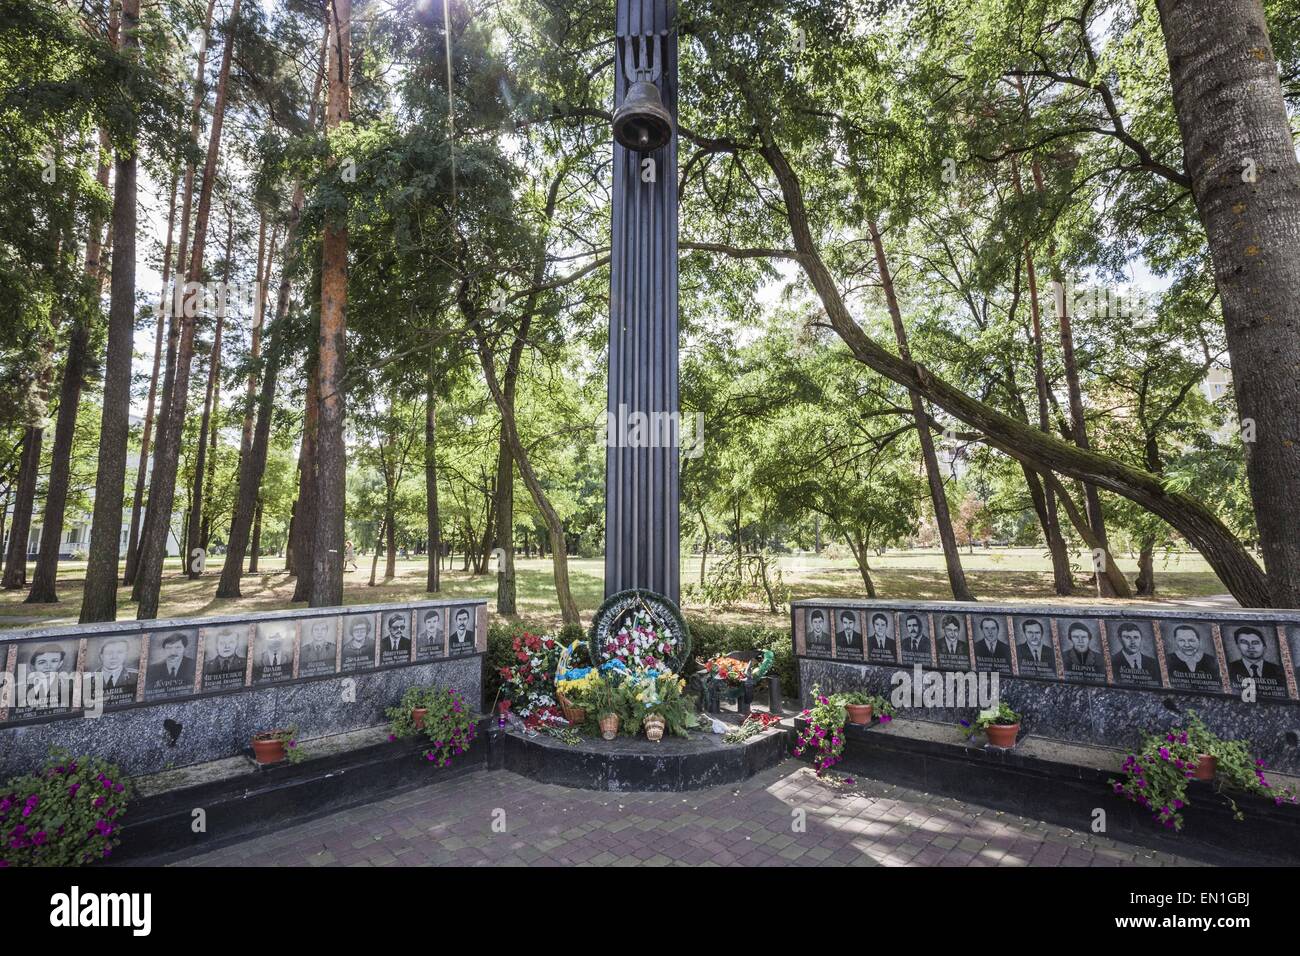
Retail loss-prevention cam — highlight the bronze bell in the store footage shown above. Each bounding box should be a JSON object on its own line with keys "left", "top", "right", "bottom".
{"left": 612, "top": 78, "right": 673, "bottom": 152}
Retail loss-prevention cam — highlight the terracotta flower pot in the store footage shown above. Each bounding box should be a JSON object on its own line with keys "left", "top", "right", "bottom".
{"left": 845, "top": 704, "right": 873, "bottom": 725}
{"left": 644, "top": 713, "right": 666, "bottom": 742}
{"left": 985, "top": 722, "right": 1020, "bottom": 748}
{"left": 412, "top": 708, "right": 428, "bottom": 730}
{"left": 599, "top": 713, "right": 621, "bottom": 740}
{"left": 1192, "top": 753, "right": 1217, "bottom": 781}
{"left": 252, "top": 733, "right": 287, "bottom": 765}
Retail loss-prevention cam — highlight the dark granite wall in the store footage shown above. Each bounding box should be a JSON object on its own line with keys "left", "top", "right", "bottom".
{"left": 799, "top": 658, "right": 1300, "bottom": 774}
{"left": 0, "top": 654, "right": 482, "bottom": 778}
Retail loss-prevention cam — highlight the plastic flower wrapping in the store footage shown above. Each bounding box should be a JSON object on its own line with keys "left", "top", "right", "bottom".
{"left": 601, "top": 608, "right": 678, "bottom": 671}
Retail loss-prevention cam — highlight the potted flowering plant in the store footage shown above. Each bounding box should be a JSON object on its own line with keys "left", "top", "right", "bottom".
{"left": 795, "top": 684, "right": 846, "bottom": 775}
{"left": 630, "top": 671, "right": 695, "bottom": 740}
{"left": 1110, "top": 710, "right": 1299, "bottom": 831}
{"left": 0, "top": 749, "right": 131, "bottom": 867}
{"left": 961, "top": 700, "right": 1021, "bottom": 748}
{"left": 387, "top": 686, "right": 477, "bottom": 768}
{"left": 588, "top": 676, "right": 623, "bottom": 740}
{"left": 832, "top": 691, "right": 894, "bottom": 726}
{"left": 251, "top": 726, "right": 304, "bottom": 765}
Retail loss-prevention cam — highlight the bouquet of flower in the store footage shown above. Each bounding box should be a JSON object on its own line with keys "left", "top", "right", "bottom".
{"left": 702, "top": 655, "right": 751, "bottom": 685}
{"left": 628, "top": 670, "right": 696, "bottom": 738}
{"left": 601, "top": 608, "right": 679, "bottom": 672}
{"left": 497, "top": 632, "right": 566, "bottom": 729}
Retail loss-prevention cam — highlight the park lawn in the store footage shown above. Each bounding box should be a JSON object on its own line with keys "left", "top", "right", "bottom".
{"left": 0, "top": 546, "right": 1230, "bottom": 635}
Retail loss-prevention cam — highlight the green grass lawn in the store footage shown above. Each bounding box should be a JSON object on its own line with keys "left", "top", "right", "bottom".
{"left": 0, "top": 545, "right": 1230, "bottom": 634}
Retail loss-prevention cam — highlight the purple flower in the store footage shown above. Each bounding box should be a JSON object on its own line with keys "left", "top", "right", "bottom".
{"left": 1158, "top": 747, "right": 1170, "bottom": 760}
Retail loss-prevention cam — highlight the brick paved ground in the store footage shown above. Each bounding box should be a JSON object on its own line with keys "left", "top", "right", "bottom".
{"left": 174, "top": 759, "right": 1201, "bottom": 867}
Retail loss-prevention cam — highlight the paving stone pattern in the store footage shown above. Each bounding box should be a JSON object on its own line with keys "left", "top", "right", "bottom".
{"left": 174, "top": 759, "right": 1201, "bottom": 867}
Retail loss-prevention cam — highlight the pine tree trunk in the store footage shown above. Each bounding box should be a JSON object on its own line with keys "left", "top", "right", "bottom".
{"left": 1, "top": 427, "right": 42, "bottom": 590}
{"left": 309, "top": 0, "right": 350, "bottom": 609}
{"left": 128, "top": 0, "right": 216, "bottom": 594}
{"left": 248, "top": 499, "right": 262, "bottom": 573}
{"left": 185, "top": 212, "right": 233, "bottom": 576}
{"left": 132, "top": 0, "right": 240, "bottom": 619}
{"left": 80, "top": 0, "right": 142, "bottom": 622}
{"left": 124, "top": 172, "right": 178, "bottom": 584}
{"left": 290, "top": 357, "right": 318, "bottom": 602}
{"left": 424, "top": 366, "right": 440, "bottom": 592}
{"left": 868, "top": 219, "right": 974, "bottom": 602}
{"left": 1157, "top": 0, "right": 1300, "bottom": 608}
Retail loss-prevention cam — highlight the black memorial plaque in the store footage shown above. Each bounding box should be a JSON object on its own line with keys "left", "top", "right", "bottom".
{"left": 1107, "top": 619, "right": 1163, "bottom": 689}
{"left": 201, "top": 624, "right": 249, "bottom": 691}
{"left": 11, "top": 638, "right": 79, "bottom": 719}
{"left": 933, "top": 613, "right": 970, "bottom": 670}
{"left": 1012, "top": 616, "right": 1058, "bottom": 680}
{"left": 804, "top": 608, "right": 832, "bottom": 658}
{"left": 415, "top": 606, "right": 445, "bottom": 661}
{"left": 340, "top": 613, "right": 378, "bottom": 671}
{"left": 834, "top": 609, "right": 864, "bottom": 661}
{"left": 447, "top": 605, "right": 477, "bottom": 658}
{"left": 252, "top": 620, "right": 296, "bottom": 685}
{"left": 298, "top": 616, "right": 339, "bottom": 677}
{"left": 380, "top": 609, "right": 413, "bottom": 665}
{"left": 1161, "top": 620, "right": 1222, "bottom": 694}
{"left": 144, "top": 628, "right": 199, "bottom": 700}
{"left": 1222, "top": 621, "right": 1288, "bottom": 700}
{"left": 970, "top": 614, "right": 1013, "bottom": 676}
{"left": 86, "top": 633, "right": 142, "bottom": 708}
{"left": 1057, "top": 618, "right": 1106, "bottom": 685}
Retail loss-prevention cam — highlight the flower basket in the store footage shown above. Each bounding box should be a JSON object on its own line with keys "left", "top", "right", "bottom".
{"left": 643, "top": 713, "right": 666, "bottom": 742}
{"left": 557, "top": 692, "right": 587, "bottom": 726}
{"left": 599, "top": 713, "right": 621, "bottom": 740}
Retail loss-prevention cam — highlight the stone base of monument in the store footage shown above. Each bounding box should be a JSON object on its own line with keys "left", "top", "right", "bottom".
{"left": 115, "top": 721, "right": 491, "bottom": 865}
{"left": 488, "top": 720, "right": 790, "bottom": 792}
{"left": 792, "top": 714, "right": 1300, "bottom": 866}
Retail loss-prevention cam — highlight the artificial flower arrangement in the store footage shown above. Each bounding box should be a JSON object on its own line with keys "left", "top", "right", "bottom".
{"left": 1110, "top": 710, "right": 1299, "bottom": 831}
{"left": 497, "top": 631, "right": 566, "bottom": 729}
{"left": 626, "top": 669, "right": 697, "bottom": 739}
{"left": 602, "top": 607, "right": 680, "bottom": 672}
{"left": 701, "top": 655, "right": 751, "bottom": 686}
{"left": 795, "top": 684, "right": 847, "bottom": 775}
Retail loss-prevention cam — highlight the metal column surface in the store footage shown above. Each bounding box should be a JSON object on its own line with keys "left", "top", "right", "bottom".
{"left": 605, "top": 0, "right": 680, "bottom": 603}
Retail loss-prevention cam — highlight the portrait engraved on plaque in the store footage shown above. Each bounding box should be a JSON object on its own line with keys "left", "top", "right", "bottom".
{"left": 448, "top": 606, "right": 477, "bottom": 657}
{"left": 380, "top": 610, "right": 413, "bottom": 665}
{"left": 897, "top": 611, "right": 930, "bottom": 665}
{"left": 804, "top": 608, "right": 831, "bottom": 657}
{"left": 144, "top": 628, "right": 199, "bottom": 700}
{"left": 1223, "top": 623, "right": 1288, "bottom": 699}
{"left": 971, "top": 615, "right": 1013, "bottom": 675}
{"left": 201, "top": 625, "right": 249, "bottom": 691}
{"left": 252, "top": 621, "right": 296, "bottom": 685}
{"left": 866, "top": 610, "right": 897, "bottom": 664}
{"left": 12, "top": 638, "right": 79, "bottom": 718}
{"left": 415, "top": 607, "right": 445, "bottom": 661}
{"left": 86, "top": 633, "right": 142, "bottom": 707}
{"left": 1013, "top": 617, "right": 1057, "bottom": 680}
{"left": 298, "top": 617, "right": 339, "bottom": 677}
{"left": 834, "top": 609, "right": 864, "bottom": 661}
{"left": 1162, "top": 621, "right": 1221, "bottom": 693}
{"left": 934, "top": 613, "right": 969, "bottom": 670}
{"left": 341, "top": 614, "right": 378, "bottom": 671}
{"left": 1058, "top": 619, "right": 1106, "bottom": 684}
{"left": 1107, "top": 619, "right": 1163, "bottom": 689}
